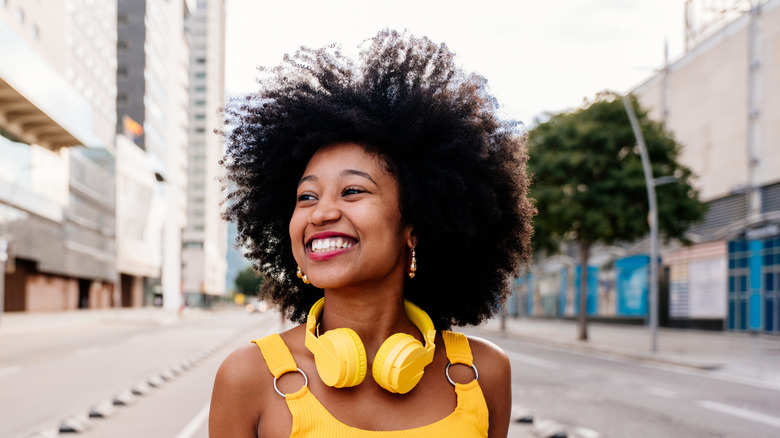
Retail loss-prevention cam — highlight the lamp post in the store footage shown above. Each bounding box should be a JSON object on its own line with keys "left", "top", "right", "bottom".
{"left": 622, "top": 94, "right": 659, "bottom": 353}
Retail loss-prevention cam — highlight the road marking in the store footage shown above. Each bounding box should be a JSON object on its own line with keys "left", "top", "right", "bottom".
{"left": 174, "top": 402, "right": 210, "bottom": 438}
{"left": 0, "top": 365, "right": 21, "bottom": 377}
{"left": 573, "top": 426, "right": 603, "bottom": 438}
{"left": 506, "top": 351, "right": 560, "bottom": 370}
{"left": 642, "top": 386, "right": 679, "bottom": 399}
{"left": 698, "top": 400, "right": 780, "bottom": 429}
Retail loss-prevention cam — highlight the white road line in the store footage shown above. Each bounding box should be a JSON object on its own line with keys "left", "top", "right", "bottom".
{"left": 507, "top": 351, "right": 560, "bottom": 370}
{"left": 174, "top": 402, "right": 210, "bottom": 438}
{"left": 642, "top": 386, "right": 679, "bottom": 399}
{"left": 573, "top": 426, "right": 603, "bottom": 438}
{"left": 0, "top": 365, "right": 21, "bottom": 377}
{"left": 698, "top": 400, "right": 780, "bottom": 429}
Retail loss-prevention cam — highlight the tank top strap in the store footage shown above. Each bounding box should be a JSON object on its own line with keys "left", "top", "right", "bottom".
{"left": 252, "top": 333, "right": 298, "bottom": 378}
{"left": 441, "top": 330, "right": 473, "bottom": 366}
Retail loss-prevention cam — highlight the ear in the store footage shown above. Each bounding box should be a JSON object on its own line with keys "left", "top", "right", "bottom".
{"left": 404, "top": 225, "right": 417, "bottom": 249}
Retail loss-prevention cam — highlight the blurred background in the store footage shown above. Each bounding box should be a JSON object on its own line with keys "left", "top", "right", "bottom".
{"left": 1, "top": 0, "right": 779, "bottom": 437}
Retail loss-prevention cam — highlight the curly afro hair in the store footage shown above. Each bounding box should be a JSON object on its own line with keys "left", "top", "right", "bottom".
{"left": 222, "top": 29, "right": 534, "bottom": 329}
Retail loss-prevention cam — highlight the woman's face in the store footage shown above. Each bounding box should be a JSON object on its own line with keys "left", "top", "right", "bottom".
{"left": 290, "top": 142, "right": 413, "bottom": 290}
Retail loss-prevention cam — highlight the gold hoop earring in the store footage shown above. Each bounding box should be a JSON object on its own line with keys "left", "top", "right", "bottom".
{"left": 408, "top": 247, "right": 417, "bottom": 279}
{"left": 297, "top": 266, "right": 310, "bottom": 284}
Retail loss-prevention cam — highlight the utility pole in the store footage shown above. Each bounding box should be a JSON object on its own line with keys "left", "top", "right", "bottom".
{"left": 747, "top": 0, "right": 762, "bottom": 217}
{"left": 622, "top": 95, "right": 659, "bottom": 353}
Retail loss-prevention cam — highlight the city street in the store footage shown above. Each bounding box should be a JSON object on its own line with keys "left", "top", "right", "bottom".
{"left": 2, "top": 308, "right": 780, "bottom": 438}
{"left": 468, "top": 329, "right": 780, "bottom": 438}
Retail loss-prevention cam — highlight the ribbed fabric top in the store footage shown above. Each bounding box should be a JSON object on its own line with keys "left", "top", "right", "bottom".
{"left": 252, "top": 331, "right": 489, "bottom": 437}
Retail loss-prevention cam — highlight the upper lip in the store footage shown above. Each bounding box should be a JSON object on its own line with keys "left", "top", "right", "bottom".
{"left": 305, "top": 231, "right": 358, "bottom": 247}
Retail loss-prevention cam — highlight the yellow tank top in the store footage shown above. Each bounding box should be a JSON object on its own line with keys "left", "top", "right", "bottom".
{"left": 253, "top": 330, "right": 489, "bottom": 437}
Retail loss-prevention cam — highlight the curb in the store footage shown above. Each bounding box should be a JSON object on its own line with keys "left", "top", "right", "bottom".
{"left": 470, "top": 325, "right": 724, "bottom": 372}
{"left": 24, "top": 326, "right": 244, "bottom": 438}
{"left": 510, "top": 406, "right": 603, "bottom": 438}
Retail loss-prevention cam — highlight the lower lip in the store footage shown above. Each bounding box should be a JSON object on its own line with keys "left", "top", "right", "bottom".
{"left": 307, "top": 245, "right": 356, "bottom": 261}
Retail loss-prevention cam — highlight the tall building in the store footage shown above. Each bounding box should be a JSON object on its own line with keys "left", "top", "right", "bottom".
{"left": 182, "top": 0, "right": 227, "bottom": 306}
{"left": 1, "top": 0, "right": 117, "bottom": 312}
{"left": 634, "top": 0, "right": 780, "bottom": 333}
{"left": 115, "top": 0, "right": 191, "bottom": 310}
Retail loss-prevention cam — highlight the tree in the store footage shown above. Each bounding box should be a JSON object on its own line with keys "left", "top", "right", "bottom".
{"left": 234, "top": 266, "right": 263, "bottom": 297}
{"left": 527, "top": 92, "right": 706, "bottom": 340}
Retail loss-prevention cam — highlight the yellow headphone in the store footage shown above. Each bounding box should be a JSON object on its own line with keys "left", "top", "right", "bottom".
{"left": 304, "top": 297, "right": 436, "bottom": 394}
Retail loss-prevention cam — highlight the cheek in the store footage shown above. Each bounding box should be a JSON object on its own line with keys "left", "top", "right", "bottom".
{"left": 289, "top": 210, "right": 305, "bottom": 250}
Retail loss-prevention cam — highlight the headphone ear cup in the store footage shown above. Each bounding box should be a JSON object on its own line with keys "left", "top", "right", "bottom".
{"left": 371, "top": 333, "right": 428, "bottom": 394}
{"left": 315, "top": 328, "right": 367, "bottom": 388}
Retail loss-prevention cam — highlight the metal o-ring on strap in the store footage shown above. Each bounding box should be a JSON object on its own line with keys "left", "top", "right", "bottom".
{"left": 273, "top": 368, "right": 308, "bottom": 397}
{"left": 445, "top": 361, "right": 479, "bottom": 387}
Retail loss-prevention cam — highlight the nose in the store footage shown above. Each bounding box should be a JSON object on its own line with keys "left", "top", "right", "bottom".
{"left": 308, "top": 197, "right": 341, "bottom": 225}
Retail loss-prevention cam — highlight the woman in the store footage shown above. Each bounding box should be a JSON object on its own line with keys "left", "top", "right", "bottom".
{"left": 211, "top": 30, "right": 534, "bottom": 437}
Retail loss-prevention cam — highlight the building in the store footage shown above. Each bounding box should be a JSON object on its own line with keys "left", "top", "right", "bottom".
{"left": 1, "top": 0, "right": 117, "bottom": 312}
{"left": 512, "top": 0, "right": 780, "bottom": 335}
{"left": 181, "top": 0, "right": 227, "bottom": 307}
{"left": 115, "top": 0, "right": 191, "bottom": 310}
{"left": 634, "top": 0, "right": 780, "bottom": 334}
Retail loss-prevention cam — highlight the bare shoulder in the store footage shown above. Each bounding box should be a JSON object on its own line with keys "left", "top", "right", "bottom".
{"left": 464, "top": 334, "right": 511, "bottom": 377}
{"left": 209, "top": 341, "right": 272, "bottom": 437}
{"left": 464, "top": 334, "right": 512, "bottom": 438}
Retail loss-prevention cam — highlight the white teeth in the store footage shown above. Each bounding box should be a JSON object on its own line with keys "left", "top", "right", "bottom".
{"left": 310, "top": 237, "right": 354, "bottom": 253}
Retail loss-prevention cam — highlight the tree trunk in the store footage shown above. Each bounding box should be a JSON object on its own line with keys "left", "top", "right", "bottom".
{"left": 577, "top": 240, "right": 591, "bottom": 341}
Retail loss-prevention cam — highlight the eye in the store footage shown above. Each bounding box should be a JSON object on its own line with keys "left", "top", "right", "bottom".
{"left": 342, "top": 186, "right": 367, "bottom": 197}
{"left": 297, "top": 192, "right": 317, "bottom": 202}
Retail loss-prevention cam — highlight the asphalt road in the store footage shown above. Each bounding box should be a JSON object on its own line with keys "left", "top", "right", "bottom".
{"left": 467, "top": 329, "right": 780, "bottom": 438}
{"left": 3, "top": 309, "right": 779, "bottom": 438}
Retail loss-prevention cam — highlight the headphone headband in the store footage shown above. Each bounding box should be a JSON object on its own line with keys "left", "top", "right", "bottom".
{"left": 304, "top": 297, "right": 436, "bottom": 393}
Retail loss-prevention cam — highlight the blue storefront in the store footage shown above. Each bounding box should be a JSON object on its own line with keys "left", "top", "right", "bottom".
{"left": 727, "top": 224, "right": 780, "bottom": 334}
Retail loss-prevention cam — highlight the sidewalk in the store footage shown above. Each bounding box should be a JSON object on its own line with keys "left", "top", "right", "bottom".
{"left": 472, "top": 316, "right": 780, "bottom": 389}
{"left": 0, "top": 307, "right": 213, "bottom": 337}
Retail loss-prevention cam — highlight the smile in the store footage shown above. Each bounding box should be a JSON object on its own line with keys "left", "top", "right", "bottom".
{"left": 310, "top": 237, "right": 356, "bottom": 253}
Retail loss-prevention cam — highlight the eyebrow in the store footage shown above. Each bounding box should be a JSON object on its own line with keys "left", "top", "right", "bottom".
{"left": 297, "top": 169, "right": 378, "bottom": 187}
{"left": 341, "top": 169, "right": 377, "bottom": 186}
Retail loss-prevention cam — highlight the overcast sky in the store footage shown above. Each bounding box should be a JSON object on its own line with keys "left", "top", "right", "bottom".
{"left": 225, "top": 0, "right": 687, "bottom": 127}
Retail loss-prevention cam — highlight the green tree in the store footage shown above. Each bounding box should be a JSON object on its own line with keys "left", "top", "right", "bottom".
{"left": 528, "top": 92, "right": 706, "bottom": 340}
{"left": 234, "top": 266, "right": 263, "bottom": 297}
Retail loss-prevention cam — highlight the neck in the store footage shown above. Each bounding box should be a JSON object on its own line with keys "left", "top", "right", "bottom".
{"left": 318, "top": 287, "right": 419, "bottom": 353}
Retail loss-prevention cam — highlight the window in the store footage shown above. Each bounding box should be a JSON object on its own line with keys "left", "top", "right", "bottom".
{"left": 195, "top": 86, "right": 206, "bottom": 92}
{"left": 117, "top": 40, "right": 130, "bottom": 52}
{"left": 118, "top": 13, "right": 130, "bottom": 26}
{"left": 117, "top": 66, "right": 128, "bottom": 79}
{"left": 195, "top": 100, "right": 206, "bottom": 106}
{"left": 194, "top": 72, "right": 206, "bottom": 79}
{"left": 196, "top": 57, "right": 206, "bottom": 64}
{"left": 117, "top": 93, "right": 127, "bottom": 106}
{"left": 194, "top": 114, "right": 206, "bottom": 120}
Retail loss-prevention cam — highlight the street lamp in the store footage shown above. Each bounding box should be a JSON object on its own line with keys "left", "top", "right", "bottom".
{"left": 622, "top": 94, "right": 659, "bottom": 353}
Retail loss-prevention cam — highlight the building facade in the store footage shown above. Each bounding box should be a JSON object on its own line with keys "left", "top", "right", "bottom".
{"left": 181, "top": 0, "right": 227, "bottom": 306}
{"left": 1, "top": 0, "right": 117, "bottom": 312}
{"left": 634, "top": 0, "right": 780, "bottom": 334}
{"left": 513, "top": 0, "right": 780, "bottom": 335}
{"left": 116, "top": 0, "right": 191, "bottom": 311}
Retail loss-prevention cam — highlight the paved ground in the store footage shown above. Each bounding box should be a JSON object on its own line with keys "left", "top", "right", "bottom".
{"left": 3, "top": 308, "right": 779, "bottom": 438}
{"left": 471, "top": 315, "right": 780, "bottom": 391}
